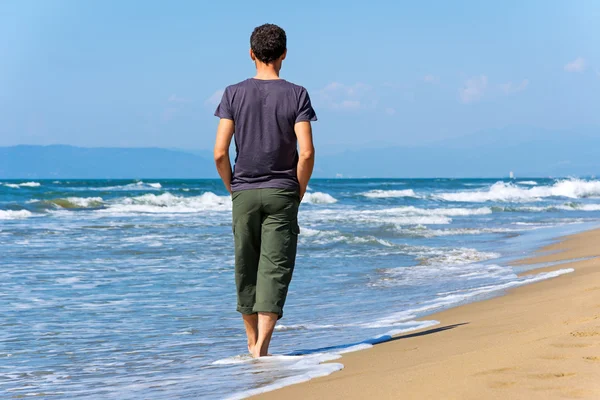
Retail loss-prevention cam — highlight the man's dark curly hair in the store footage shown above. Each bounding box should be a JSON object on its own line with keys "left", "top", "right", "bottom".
{"left": 250, "top": 24, "right": 287, "bottom": 64}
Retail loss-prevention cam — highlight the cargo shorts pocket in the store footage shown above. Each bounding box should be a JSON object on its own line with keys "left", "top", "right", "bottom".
{"left": 292, "top": 219, "right": 300, "bottom": 235}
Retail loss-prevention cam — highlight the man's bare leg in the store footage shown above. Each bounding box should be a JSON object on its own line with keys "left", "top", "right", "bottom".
{"left": 242, "top": 313, "right": 258, "bottom": 355}
{"left": 252, "top": 312, "right": 278, "bottom": 358}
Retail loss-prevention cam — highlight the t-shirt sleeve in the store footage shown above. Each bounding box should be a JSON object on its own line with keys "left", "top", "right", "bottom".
{"left": 214, "top": 87, "right": 233, "bottom": 120}
{"left": 295, "top": 88, "right": 317, "bottom": 123}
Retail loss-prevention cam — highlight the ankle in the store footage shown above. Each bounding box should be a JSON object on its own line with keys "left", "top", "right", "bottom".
{"left": 255, "top": 341, "right": 269, "bottom": 357}
{"left": 250, "top": 342, "right": 262, "bottom": 358}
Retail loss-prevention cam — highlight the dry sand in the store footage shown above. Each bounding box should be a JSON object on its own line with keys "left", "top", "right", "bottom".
{"left": 254, "top": 228, "right": 600, "bottom": 399}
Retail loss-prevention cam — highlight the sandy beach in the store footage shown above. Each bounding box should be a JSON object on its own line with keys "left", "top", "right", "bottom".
{"left": 255, "top": 228, "right": 600, "bottom": 399}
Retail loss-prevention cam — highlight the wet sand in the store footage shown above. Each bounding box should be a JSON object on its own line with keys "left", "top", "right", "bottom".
{"left": 254, "top": 228, "right": 600, "bottom": 399}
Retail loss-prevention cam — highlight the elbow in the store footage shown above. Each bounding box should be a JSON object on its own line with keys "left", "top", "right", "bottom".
{"left": 299, "top": 148, "right": 315, "bottom": 161}
{"left": 214, "top": 150, "right": 228, "bottom": 163}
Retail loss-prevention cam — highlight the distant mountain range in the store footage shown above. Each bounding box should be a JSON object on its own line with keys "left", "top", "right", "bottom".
{"left": 316, "top": 126, "right": 600, "bottom": 178}
{"left": 0, "top": 145, "right": 216, "bottom": 179}
{"left": 1, "top": 127, "right": 598, "bottom": 178}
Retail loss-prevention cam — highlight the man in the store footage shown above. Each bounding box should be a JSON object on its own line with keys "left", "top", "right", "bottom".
{"left": 213, "top": 23, "right": 317, "bottom": 358}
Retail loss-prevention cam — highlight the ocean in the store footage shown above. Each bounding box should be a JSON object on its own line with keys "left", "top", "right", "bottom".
{"left": 2, "top": 178, "right": 600, "bottom": 399}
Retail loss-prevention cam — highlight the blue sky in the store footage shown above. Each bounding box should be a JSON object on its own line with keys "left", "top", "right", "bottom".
{"left": 1, "top": 0, "right": 599, "bottom": 153}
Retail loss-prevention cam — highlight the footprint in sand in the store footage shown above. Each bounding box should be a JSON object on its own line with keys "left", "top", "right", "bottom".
{"left": 583, "top": 356, "right": 600, "bottom": 362}
{"left": 488, "top": 381, "right": 516, "bottom": 389}
{"left": 560, "top": 388, "right": 597, "bottom": 398}
{"left": 551, "top": 343, "right": 592, "bottom": 348}
{"left": 584, "top": 286, "right": 600, "bottom": 292}
{"left": 570, "top": 329, "right": 600, "bottom": 338}
{"left": 529, "top": 372, "right": 576, "bottom": 380}
{"left": 473, "top": 367, "right": 518, "bottom": 376}
{"left": 539, "top": 354, "right": 568, "bottom": 360}
{"left": 563, "top": 315, "right": 599, "bottom": 325}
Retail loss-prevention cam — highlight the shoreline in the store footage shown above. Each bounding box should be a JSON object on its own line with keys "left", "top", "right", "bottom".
{"left": 253, "top": 227, "right": 600, "bottom": 399}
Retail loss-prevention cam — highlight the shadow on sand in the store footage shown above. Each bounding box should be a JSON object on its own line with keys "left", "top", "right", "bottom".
{"left": 286, "top": 322, "right": 469, "bottom": 356}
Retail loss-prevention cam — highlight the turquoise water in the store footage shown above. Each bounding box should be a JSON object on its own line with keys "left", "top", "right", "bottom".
{"left": 2, "top": 178, "right": 600, "bottom": 399}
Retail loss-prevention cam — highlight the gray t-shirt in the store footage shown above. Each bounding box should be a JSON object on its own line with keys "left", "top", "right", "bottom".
{"left": 214, "top": 78, "right": 317, "bottom": 192}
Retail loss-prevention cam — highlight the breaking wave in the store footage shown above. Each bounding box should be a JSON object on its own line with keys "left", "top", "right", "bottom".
{"left": 2, "top": 181, "right": 41, "bottom": 188}
{"left": 98, "top": 192, "right": 231, "bottom": 214}
{"left": 86, "top": 181, "right": 163, "bottom": 191}
{"left": 437, "top": 178, "right": 600, "bottom": 202}
{"left": 31, "top": 197, "right": 105, "bottom": 210}
{"left": 0, "top": 209, "right": 33, "bottom": 219}
{"left": 302, "top": 192, "right": 337, "bottom": 204}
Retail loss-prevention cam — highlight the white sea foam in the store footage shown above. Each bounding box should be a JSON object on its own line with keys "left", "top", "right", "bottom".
{"left": 336, "top": 343, "right": 373, "bottom": 353}
{"left": 2, "top": 181, "right": 41, "bottom": 188}
{"left": 225, "top": 318, "right": 439, "bottom": 400}
{"left": 302, "top": 192, "right": 337, "bottom": 204}
{"left": 0, "top": 210, "right": 33, "bottom": 219}
{"left": 55, "top": 277, "right": 81, "bottom": 284}
{"left": 301, "top": 227, "right": 503, "bottom": 263}
{"left": 19, "top": 181, "right": 41, "bottom": 187}
{"left": 87, "top": 181, "right": 163, "bottom": 191}
{"left": 361, "top": 189, "right": 418, "bottom": 198}
{"left": 418, "top": 248, "right": 501, "bottom": 266}
{"left": 385, "top": 215, "right": 451, "bottom": 225}
{"left": 98, "top": 192, "right": 231, "bottom": 214}
{"left": 298, "top": 228, "right": 394, "bottom": 247}
{"left": 275, "top": 323, "right": 338, "bottom": 331}
{"left": 495, "top": 203, "right": 600, "bottom": 213}
{"left": 363, "top": 206, "right": 490, "bottom": 217}
{"left": 423, "top": 268, "right": 574, "bottom": 309}
{"left": 374, "top": 264, "right": 574, "bottom": 316}
{"left": 223, "top": 354, "right": 343, "bottom": 400}
{"left": 397, "top": 226, "right": 521, "bottom": 238}
{"left": 27, "top": 196, "right": 105, "bottom": 210}
{"left": 437, "top": 178, "right": 600, "bottom": 202}
{"left": 299, "top": 227, "right": 321, "bottom": 237}
{"left": 361, "top": 313, "right": 439, "bottom": 329}
{"left": 305, "top": 206, "right": 490, "bottom": 228}
{"left": 67, "top": 197, "right": 104, "bottom": 208}
{"left": 518, "top": 180, "right": 538, "bottom": 185}
{"left": 557, "top": 203, "right": 600, "bottom": 211}
{"left": 384, "top": 245, "right": 501, "bottom": 267}
{"left": 578, "top": 204, "right": 600, "bottom": 211}
{"left": 305, "top": 208, "right": 453, "bottom": 226}
{"left": 384, "top": 206, "right": 492, "bottom": 216}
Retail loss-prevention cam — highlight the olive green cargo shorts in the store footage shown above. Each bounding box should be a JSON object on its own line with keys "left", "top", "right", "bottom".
{"left": 231, "top": 188, "right": 301, "bottom": 319}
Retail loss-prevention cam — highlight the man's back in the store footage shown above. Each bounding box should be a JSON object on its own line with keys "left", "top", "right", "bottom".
{"left": 215, "top": 78, "right": 316, "bottom": 192}
{"left": 212, "top": 23, "right": 316, "bottom": 358}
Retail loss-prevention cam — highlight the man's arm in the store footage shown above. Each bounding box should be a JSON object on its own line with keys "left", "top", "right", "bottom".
{"left": 213, "top": 118, "right": 235, "bottom": 194}
{"left": 294, "top": 121, "right": 315, "bottom": 200}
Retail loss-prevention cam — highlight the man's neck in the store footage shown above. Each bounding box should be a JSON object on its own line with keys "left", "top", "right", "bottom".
{"left": 254, "top": 62, "right": 281, "bottom": 80}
